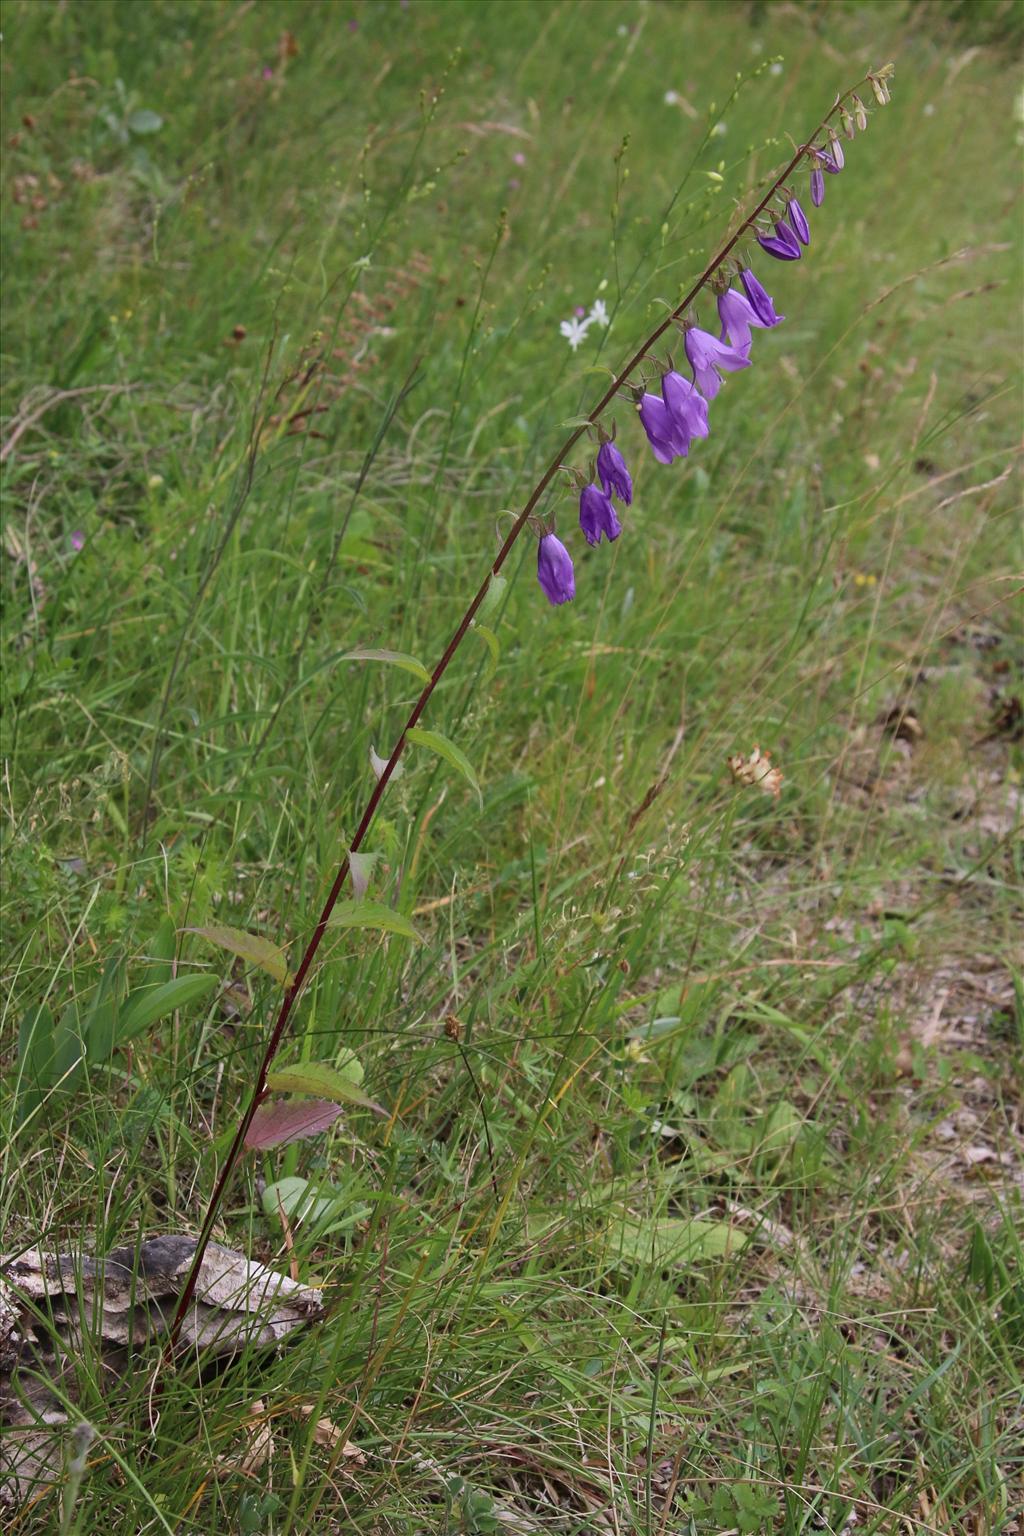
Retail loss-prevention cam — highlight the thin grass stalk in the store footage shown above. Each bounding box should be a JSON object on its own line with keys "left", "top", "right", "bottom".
{"left": 164, "top": 71, "right": 889, "bottom": 1359}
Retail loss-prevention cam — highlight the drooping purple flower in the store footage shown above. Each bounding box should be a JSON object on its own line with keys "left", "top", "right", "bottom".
{"left": 596, "top": 440, "right": 633, "bottom": 505}
{"left": 683, "top": 326, "right": 751, "bottom": 401}
{"left": 787, "top": 198, "right": 810, "bottom": 246}
{"left": 579, "top": 483, "right": 622, "bottom": 547}
{"left": 756, "top": 219, "right": 801, "bottom": 261}
{"left": 537, "top": 533, "right": 575, "bottom": 604}
{"left": 637, "top": 392, "right": 691, "bottom": 464}
{"left": 661, "top": 371, "right": 710, "bottom": 441}
{"left": 810, "top": 164, "right": 825, "bottom": 206}
{"left": 69, "top": 529, "right": 86, "bottom": 553}
{"left": 828, "top": 133, "right": 845, "bottom": 171}
{"left": 717, "top": 285, "right": 784, "bottom": 352}
{"left": 739, "top": 268, "right": 785, "bottom": 329}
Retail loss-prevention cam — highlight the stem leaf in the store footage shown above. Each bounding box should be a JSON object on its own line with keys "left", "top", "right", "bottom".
{"left": 341, "top": 647, "right": 432, "bottom": 684}
{"left": 266, "top": 1061, "right": 385, "bottom": 1115}
{"left": 188, "top": 924, "right": 291, "bottom": 984}
{"left": 406, "top": 726, "right": 482, "bottom": 803}
{"left": 328, "top": 899, "right": 423, "bottom": 942}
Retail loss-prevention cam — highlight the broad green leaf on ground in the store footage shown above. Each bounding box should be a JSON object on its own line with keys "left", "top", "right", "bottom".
{"left": 341, "top": 647, "right": 431, "bottom": 684}
{"left": 244, "top": 1098, "right": 344, "bottom": 1149}
{"left": 610, "top": 1216, "right": 749, "bottom": 1266}
{"left": 262, "top": 1175, "right": 350, "bottom": 1228}
{"left": 117, "top": 974, "right": 220, "bottom": 1042}
{"left": 266, "top": 1061, "right": 385, "bottom": 1116}
{"left": 188, "top": 925, "right": 291, "bottom": 983}
{"left": 406, "top": 726, "right": 481, "bottom": 802}
{"left": 327, "top": 900, "right": 422, "bottom": 942}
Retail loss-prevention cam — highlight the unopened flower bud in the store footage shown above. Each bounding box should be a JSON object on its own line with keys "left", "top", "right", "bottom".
{"left": 840, "top": 103, "right": 855, "bottom": 139}
{"left": 869, "top": 73, "right": 890, "bottom": 106}
{"left": 852, "top": 93, "right": 868, "bottom": 131}
{"left": 810, "top": 164, "right": 825, "bottom": 206}
{"left": 827, "top": 131, "right": 845, "bottom": 170}
{"left": 537, "top": 533, "right": 575, "bottom": 605}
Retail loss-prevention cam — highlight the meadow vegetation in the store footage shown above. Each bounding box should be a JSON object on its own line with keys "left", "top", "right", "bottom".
{"left": 1, "top": 1, "right": 1021, "bottom": 1531}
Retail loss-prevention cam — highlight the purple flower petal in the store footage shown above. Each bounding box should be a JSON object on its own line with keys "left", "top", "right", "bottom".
{"left": 787, "top": 197, "right": 810, "bottom": 246}
{"left": 661, "top": 371, "right": 710, "bottom": 439}
{"left": 579, "top": 484, "right": 622, "bottom": 547}
{"left": 738, "top": 268, "right": 785, "bottom": 329}
{"left": 810, "top": 165, "right": 825, "bottom": 206}
{"left": 596, "top": 440, "right": 633, "bottom": 505}
{"left": 756, "top": 219, "right": 802, "bottom": 261}
{"left": 684, "top": 326, "right": 751, "bottom": 400}
{"left": 537, "top": 533, "right": 575, "bottom": 604}
{"left": 638, "top": 392, "right": 690, "bottom": 464}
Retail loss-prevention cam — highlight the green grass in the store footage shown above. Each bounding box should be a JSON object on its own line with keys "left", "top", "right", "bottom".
{"left": 2, "top": 1, "right": 1021, "bottom": 1532}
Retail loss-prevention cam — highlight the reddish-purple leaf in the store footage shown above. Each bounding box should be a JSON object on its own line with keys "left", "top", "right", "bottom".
{"left": 245, "top": 1097, "right": 344, "bottom": 1149}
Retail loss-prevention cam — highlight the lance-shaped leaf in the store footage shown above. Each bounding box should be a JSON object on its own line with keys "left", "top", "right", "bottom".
{"left": 245, "top": 1098, "right": 344, "bottom": 1149}
{"left": 118, "top": 973, "right": 221, "bottom": 1042}
{"left": 472, "top": 623, "right": 500, "bottom": 683}
{"left": 188, "top": 925, "right": 291, "bottom": 984}
{"left": 265, "top": 1061, "right": 385, "bottom": 1116}
{"left": 406, "top": 727, "right": 481, "bottom": 803}
{"left": 328, "top": 900, "right": 422, "bottom": 943}
{"left": 341, "top": 648, "right": 431, "bottom": 684}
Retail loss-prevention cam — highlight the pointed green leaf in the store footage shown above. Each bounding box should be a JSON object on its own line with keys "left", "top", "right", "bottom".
{"left": 341, "top": 648, "right": 431, "bottom": 685}
{"left": 327, "top": 900, "right": 422, "bottom": 942}
{"left": 406, "top": 727, "right": 481, "bottom": 803}
{"left": 472, "top": 623, "right": 500, "bottom": 682}
{"left": 266, "top": 1061, "right": 385, "bottom": 1116}
{"left": 188, "top": 924, "right": 290, "bottom": 983}
{"left": 118, "top": 974, "right": 220, "bottom": 1042}
{"left": 476, "top": 574, "right": 508, "bottom": 625}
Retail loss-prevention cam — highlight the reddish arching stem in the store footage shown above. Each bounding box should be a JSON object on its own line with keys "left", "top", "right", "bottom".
{"left": 164, "top": 76, "right": 878, "bottom": 1360}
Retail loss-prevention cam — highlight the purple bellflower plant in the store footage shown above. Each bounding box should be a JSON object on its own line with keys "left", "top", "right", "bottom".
{"left": 683, "top": 326, "right": 751, "bottom": 400}
{"left": 579, "top": 483, "right": 622, "bottom": 547}
{"left": 596, "top": 440, "right": 633, "bottom": 504}
{"left": 168, "top": 65, "right": 897, "bottom": 1352}
{"left": 537, "top": 532, "right": 576, "bottom": 603}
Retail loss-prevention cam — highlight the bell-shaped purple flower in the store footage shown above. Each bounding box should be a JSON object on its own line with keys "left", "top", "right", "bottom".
{"left": 756, "top": 219, "right": 801, "bottom": 261}
{"left": 661, "top": 371, "right": 710, "bottom": 441}
{"left": 596, "top": 440, "right": 633, "bottom": 505}
{"left": 828, "top": 133, "right": 845, "bottom": 171}
{"left": 739, "top": 268, "right": 785, "bottom": 330}
{"left": 810, "top": 164, "right": 825, "bottom": 207}
{"left": 638, "top": 392, "right": 691, "bottom": 464}
{"left": 579, "top": 483, "right": 622, "bottom": 547}
{"left": 717, "top": 285, "right": 784, "bottom": 352}
{"left": 537, "top": 533, "right": 575, "bottom": 605}
{"left": 683, "top": 326, "right": 750, "bottom": 401}
{"left": 787, "top": 197, "right": 810, "bottom": 246}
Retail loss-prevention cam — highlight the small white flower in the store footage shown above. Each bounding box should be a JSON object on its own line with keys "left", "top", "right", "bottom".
{"left": 663, "top": 89, "right": 679, "bottom": 106}
{"left": 559, "top": 316, "right": 592, "bottom": 351}
{"left": 711, "top": 120, "right": 727, "bottom": 137}
{"left": 769, "top": 61, "right": 784, "bottom": 76}
{"left": 588, "top": 299, "right": 609, "bottom": 328}
{"left": 922, "top": 102, "right": 935, "bottom": 117}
